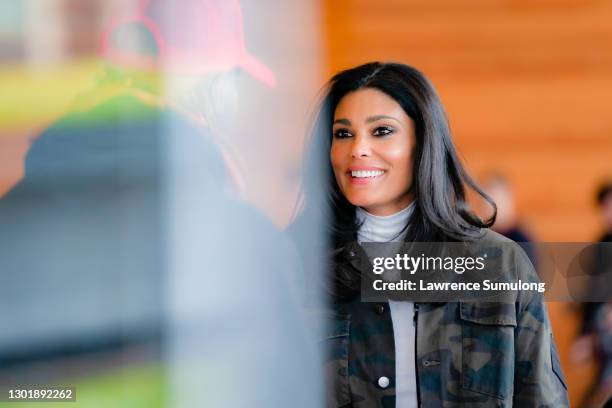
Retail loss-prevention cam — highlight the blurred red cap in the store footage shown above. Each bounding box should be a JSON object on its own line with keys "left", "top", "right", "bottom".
{"left": 100, "top": 0, "right": 276, "bottom": 87}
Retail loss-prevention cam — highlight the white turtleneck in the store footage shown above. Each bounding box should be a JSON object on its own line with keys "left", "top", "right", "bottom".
{"left": 356, "top": 203, "right": 418, "bottom": 408}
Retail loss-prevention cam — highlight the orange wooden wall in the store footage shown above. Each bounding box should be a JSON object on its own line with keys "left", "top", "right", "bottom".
{"left": 323, "top": 0, "right": 612, "bottom": 405}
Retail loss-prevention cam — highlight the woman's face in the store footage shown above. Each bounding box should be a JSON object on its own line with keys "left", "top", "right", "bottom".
{"left": 330, "top": 88, "right": 416, "bottom": 216}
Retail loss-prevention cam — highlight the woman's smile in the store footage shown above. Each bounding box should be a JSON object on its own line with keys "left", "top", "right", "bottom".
{"left": 347, "top": 166, "right": 386, "bottom": 185}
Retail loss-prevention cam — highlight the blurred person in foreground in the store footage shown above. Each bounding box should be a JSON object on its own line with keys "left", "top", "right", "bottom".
{"left": 0, "top": 94, "right": 316, "bottom": 407}
{"left": 571, "top": 181, "right": 612, "bottom": 408}
{"left": 0, "top": 0, "right": 320, "bottom": 406}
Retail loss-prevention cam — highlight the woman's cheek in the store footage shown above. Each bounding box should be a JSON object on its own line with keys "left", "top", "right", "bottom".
{"left": 386, "top": 149, "right": 414, "bottom": 194}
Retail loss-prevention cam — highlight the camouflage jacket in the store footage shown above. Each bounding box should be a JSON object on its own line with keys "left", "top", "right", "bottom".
{"left": 318, "top": 234, "right": 569, "bottom": 408}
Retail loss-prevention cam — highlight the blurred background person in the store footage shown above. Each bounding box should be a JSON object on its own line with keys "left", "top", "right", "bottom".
{"left": 479, "top": 172, "right": 538, "bottom": 267}
{"left": 571, "top": 181, "right": 612, "bottom": 408}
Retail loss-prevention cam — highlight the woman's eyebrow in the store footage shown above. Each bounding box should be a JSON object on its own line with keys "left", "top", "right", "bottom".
{"left": 366, "top": 115, "right": 400, "bottom": 124}
{"left": 333, "top": 118, "right": 351, "bottom": 126}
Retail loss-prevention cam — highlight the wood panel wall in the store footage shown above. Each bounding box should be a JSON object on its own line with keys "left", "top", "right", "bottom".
{"left": 324, "top": 0, "right": 612, "bottom": 405}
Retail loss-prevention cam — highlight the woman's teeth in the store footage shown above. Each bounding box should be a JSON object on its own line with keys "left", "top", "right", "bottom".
{"left": 351, "top": 170, "right": 385, "bottom": 178}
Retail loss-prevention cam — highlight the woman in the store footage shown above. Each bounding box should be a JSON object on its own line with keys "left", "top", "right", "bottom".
{"left": 291, "top": 62, "right": 569, "bottom": 407}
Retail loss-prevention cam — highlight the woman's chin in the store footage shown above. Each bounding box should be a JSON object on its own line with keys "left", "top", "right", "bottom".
{"left": 346, "top": 196, "right": 378, "bottom": 210}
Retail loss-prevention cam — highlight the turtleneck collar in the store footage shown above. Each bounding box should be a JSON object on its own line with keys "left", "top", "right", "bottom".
{"left": 356, "top": 202, "right": 415, "bottom": 243}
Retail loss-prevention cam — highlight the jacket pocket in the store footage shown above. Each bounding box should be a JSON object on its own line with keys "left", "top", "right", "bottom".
{"left": 459, "top": 302, "right": 517, "bottom": 400}
{"left": 550, "top": 333, "right": 568, "bottom": 390}
{"left": 316, "top": 310, "right": 351, "bottom": 408}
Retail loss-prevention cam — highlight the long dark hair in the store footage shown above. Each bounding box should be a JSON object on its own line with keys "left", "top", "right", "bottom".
{"left": 293, "top": 62, "right": 496, "bottom": 299}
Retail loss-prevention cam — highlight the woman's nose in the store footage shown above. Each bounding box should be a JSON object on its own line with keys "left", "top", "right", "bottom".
{"left": 351, "top": 135, "right": 371, "bottom": 158}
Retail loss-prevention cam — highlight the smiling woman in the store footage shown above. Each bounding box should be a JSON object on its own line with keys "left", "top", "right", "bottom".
{"left": 289, "top": 62, "right": 569, "bottom": 407}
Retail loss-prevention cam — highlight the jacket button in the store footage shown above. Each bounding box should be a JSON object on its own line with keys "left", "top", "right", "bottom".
{"left": 374, "top": 303, "right": 385, "bottom": 315}
{"left": 377, "top": 376, "right": 390, "bottom": 389}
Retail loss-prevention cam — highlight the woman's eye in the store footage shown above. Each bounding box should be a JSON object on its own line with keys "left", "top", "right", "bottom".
{"left": 373, "top": 126, "right": 394, "bottom": 136}
{"left": 333, "top": 129, "right": 352, "bottom": 139}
